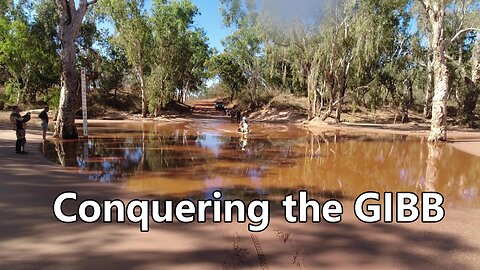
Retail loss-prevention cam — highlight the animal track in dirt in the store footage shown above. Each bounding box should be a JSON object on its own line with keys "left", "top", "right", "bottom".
{"left": 273, "top": 229, "right": 291, "bottom": 243}
{"left": 273, "top": 229, "right": 305, "bottom": 269}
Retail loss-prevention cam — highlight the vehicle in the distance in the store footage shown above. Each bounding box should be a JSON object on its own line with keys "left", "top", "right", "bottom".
{"left": 215, "top": 100, "right": 225, "bottom": 111}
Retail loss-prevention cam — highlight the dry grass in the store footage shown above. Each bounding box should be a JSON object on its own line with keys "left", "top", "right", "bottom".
{"left": 268, "top": 94, "right": 309, "bottom": 113}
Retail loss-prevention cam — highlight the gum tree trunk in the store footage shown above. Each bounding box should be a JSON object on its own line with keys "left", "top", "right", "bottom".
{"left": 56, "top": 34, "right": 80, "bottom": 139}
{"left": 473, "top": 33, "right": 480, "bottom": 85}
{"left": 428, "top": 6, "right": 448, "bottom": 142}
{"left": 423, "top": 59, "right": 434, "bottom": 118}
{"left": 134, "top": 42, "right": 148, "bottom": 118}
{"left": 419, "top": 0, "right": 449, "bottom": 142}
{"left": 54, "top": 0, "right": 95, "bottom": 139}
{"left": 135, "top": 65, "right": 148, "bottom": 118}
{"left": 402, "top": 78, "right": 412, "bottom": 123}
{"left": 306, "top": 64, "right": 318, "bottom": 120}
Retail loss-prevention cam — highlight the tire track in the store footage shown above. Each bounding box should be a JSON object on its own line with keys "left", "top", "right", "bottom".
{"left": 250, "top": 233, "right": 269, "bottom": 270}
{"left": 232, "top": 232, "right": 250, "bottom": 265}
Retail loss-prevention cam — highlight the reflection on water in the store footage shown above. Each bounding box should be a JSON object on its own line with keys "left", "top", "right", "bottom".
{"left": 42, "top": 120, "right": 480, "bottom": 207}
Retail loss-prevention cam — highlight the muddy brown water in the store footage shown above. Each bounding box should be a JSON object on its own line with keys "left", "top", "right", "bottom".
{"left": 42, "top": 119, "right": 480, "bottom": 207}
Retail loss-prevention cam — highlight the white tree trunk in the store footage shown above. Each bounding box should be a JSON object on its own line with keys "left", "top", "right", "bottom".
{"left": 424, "top": 59, "right": 434, "bottom": 117}
{"left": 137, "top": 67, "right": 148, "bottom": 118}
{"left": 55, "top": 34, "right": 80, "bottom": 139}
{"left": 306, "top": 65, "right": 318, "bottom": 119}
{"left": 473, "top": 33, "right": 480, "bottom": 84}
{"left": 54, "top": 0, "right": 92, "bottom": 139}
{"left": 134, "top": 43, "right": 148, "bottom": 118}
{"left": 423, "top": 1, "right": 449, "bottom": 142}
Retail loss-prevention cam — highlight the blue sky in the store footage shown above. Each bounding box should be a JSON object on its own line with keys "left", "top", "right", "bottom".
{"left": 190, "top": 0, "right": 231, "bottom": 52}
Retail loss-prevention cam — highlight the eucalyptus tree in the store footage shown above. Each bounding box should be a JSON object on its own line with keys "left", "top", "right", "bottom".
{"left": 0, "top": 17, "right": 37, "bottom": 104}
{"left": 417, "top": 0, "right": 480, "bottom": 141}
{"left": 444, "top": 1, "right": 480, "bottom": 125}
{"left": 218, "top": 0, "right": 267, "bottom": 106}
{"left": 348, "top": 0, "right": 411, "bottom": 116}
{"left": 223, "top": 23, "right": 264, "bottom": 105}
{"left": 0, "top": 0, "right": 60, "bottom": 105}
{"left": 30, "top": 0, "right": 61, "bottom": 101}
{"left": 177, "top": 29, "right": 210, "bottom": 103}
{"left": 220, "top": 0, "right": 412, "bottom": 122}
{"left": 473, "top": 33, "right": 480, "bottom": 84}
{"left": 98, "top": 43, "right": 129, "bottom": 105}
{"left": 259, "top": 6, "right": 324, "bottom": 118}
{"left": 316, "top": 0, "right": 355, "bottom": 122}
{"left": 208, "top": 52, "right": 247, "bottom": 101}
{"left": 96, "top": 0, "right": 152, "bottom": 117}
{"left": 76, "top": 19, "right": 103, "bottom": 89}
{"left": 148, "top": 0, "right": 209, "bottom": 115}
{"left": 55, "top": 0, "right": 97, "bottom": 139}
{"left": 412, "top": 2, "right": 436, "bottom": 118}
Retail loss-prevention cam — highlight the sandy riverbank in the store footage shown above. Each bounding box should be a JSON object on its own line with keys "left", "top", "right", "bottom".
{"left": 0, "top": 113, "right": 480, "bottom": 269}
{"left": 307, "top": 119, "right": 480, "bottom": 157}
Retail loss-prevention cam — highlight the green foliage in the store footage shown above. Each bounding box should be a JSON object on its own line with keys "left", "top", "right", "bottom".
{"left": 98, "top": 45, "right": 129, "bottom": 95}
{"left": 96, "top": 0, "right": 153, "bottom": 116}
{"left": 97, "top": 0, "right": 210, "bottom": 115}
{"left": 4, "top": 80, "right": 20, "bottom": 103}
{"left": 46, "top": 86, "right": 61, "bottom": 110}
{"left": 208, "top": 53, "right": 247, "bottom": 100}
{"left": 147, "top": 0, "right": 210, "bottom": 113}
{"left": 0, "top": 0, "right": 478, "bottom": 124}
{"left": 147, "top": 65, "right": 176, "bottom": 113}
{"left": 96, "top": 0, "right": 153, "bottom": 73}
{"left": 0, "top": 0, "right": 60, "bottom": 106}
{"left": 0, "top": 18, "right": 36, "bottom": 103}
{"left": 202, "top": 84, "right": 230, "bottom": 99}
{"left": 216, "top": 0, "right": 473, "bottom": 122}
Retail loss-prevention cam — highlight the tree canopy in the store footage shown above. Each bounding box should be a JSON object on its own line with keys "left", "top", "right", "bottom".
{"left": 0, "top": 0, "right": 479, "bottom": 139}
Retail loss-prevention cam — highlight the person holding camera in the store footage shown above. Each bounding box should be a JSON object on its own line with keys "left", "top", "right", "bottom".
{"left": 10, "top": 106, "right": 31, "bottom": 154}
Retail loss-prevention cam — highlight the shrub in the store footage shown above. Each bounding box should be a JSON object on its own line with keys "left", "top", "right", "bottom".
{"left": 46, "top": 86, "right": 61, "bottom": 110}
{"left": 4, "top": 80, "right": 20, "bottom": 104}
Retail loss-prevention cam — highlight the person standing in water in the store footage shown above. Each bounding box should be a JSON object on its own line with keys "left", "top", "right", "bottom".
{"left": 38, "top": 106, "right": 49, "bottom": 142}
{"left": 239, "top": 116, "right": 249, "bottom": 134}
{"left": 10, "top": 106, "right": 31, "bottom": 154}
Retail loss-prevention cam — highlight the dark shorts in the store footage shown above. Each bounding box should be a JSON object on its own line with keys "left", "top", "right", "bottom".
{"left": 16, "top": 129, "right": 26, "bottom": 140}
{"left": 41, "top": 121, "right": 48, "bottom": 131}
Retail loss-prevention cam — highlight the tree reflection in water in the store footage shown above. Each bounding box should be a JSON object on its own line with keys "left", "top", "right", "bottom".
{"left": 425, "top": 142, "right": 442, "bottom": 192}
{"left": 42, "top": 123, "right": 480, "bottom": 206}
